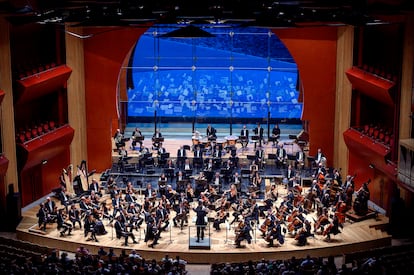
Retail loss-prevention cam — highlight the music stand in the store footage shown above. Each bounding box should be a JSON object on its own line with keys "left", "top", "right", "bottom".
{"left": 161, "top": 152, "right": 170, "bottom": 159}
{"left": 164, "top": 168, "right": 175, "bottom": 178}
{"left": 247, "top": 155, "right": 256, "bottom": 162}
{"left": 185, "top": 169, "right": 193, "bottom": 177}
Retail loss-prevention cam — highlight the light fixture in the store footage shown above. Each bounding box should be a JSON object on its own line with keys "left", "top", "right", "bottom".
{"left": 41, "top": 160, "right": 48, "bottom": 165}
{"left": 368, "top": 163, "right": 375, "bottom": 169}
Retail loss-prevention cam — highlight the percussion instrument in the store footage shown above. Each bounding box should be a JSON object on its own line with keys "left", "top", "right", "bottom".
{"left": 192, "top": 137, "right": 200, "bottom": 145}
{"left": 200, "top": 137, "right": 210, "bottom": 148}
{"left": 225, "top": 135, "right": 237, "bottom": 146}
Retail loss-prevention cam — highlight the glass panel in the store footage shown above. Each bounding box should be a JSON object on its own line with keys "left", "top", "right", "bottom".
{"left": 126, "top": 25, "right": 302, "bottom": 126}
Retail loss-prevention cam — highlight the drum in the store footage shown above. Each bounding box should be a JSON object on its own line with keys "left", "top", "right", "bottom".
{"left": 192, "top": 137, "right": 200, "bottom": 145}
{"left": 200, "top": 137, "right": 210, "bottom": 148}
{"left": 225, "top": 135, "right": 237, "bottom": 146}
{"left": 216, "top": 138, "right": 226, "bottom": 147}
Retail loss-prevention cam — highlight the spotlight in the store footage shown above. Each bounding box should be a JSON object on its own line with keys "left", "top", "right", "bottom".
{"left": 41, "top": 160, "right": 48, "bottom": 165}
{"left": 368, "top": 163, "right": 375, "bottom": 169}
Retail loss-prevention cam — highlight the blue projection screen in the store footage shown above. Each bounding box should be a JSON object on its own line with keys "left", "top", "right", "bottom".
{"left": 127, "top": 27, "right": 302, "bottom": 122}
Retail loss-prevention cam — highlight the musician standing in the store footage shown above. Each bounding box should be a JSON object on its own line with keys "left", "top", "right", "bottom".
{"left": 276, "top": 144, "right": 288, "bottom": 169}
{"left": 314, "top": 148, "right": 326, "bottom": 167}
{"left": 253, "top": 122, "right": 264, "bottom": 147}
{"left": 193, "top": 145, "right": 203, "bottom": 170}
{"left": 285, "top": 164, "right": 296, "bottom": 190}
{"left": 295, "top": 148, "right": 306, "bottom": 170}
{"left": 193, "top": 200, "right": 208, "bottom": 242}
{"left": 177, "top": 145, "right": 187, "bottom": 170}
{"left": 271, "top": 124, "right": 281, "bottom": 145}
{"left": 240, "top": 125, "right": 249, "bottom": 148}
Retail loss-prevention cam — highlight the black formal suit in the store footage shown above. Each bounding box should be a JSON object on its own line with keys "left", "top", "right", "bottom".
{"left": 276, "top": 147, "right": 287, "bottom": 168}
{"left": 114, "top": 218, "right": 137, "bottom": 245}
{"left": 253, "top": 125, "right": 264, "bottom": 147}
{"left": 193, "top": 203, "right": 208, "bottom": 242}
{"left": 240, "top": 128, "right": 249, "bottom": 148}
{"left": 206, "top": 126, "right": 217, "bottom": 140}
{"left": 193, "top": 148, "right": 203, "bottom": 168}
{"left": 177, "top": 147, "right": 187, "bottom": 169}
{"left": 295, "top": 150, "right": 306, "bottom": 169}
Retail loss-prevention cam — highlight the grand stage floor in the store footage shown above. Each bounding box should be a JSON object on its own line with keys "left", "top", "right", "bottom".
{"left": 16, "top": 185, "right": 392, "bottom": 264}
{"left": 16, "top": 134, "right": 392, "bottom": 264}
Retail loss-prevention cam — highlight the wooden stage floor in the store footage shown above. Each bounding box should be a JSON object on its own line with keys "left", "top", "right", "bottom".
{"left": 16, "top": 186, "right": 392, "bottom": 264}
{"left": 15, "top": 135, "right": 392, "bottom": 264}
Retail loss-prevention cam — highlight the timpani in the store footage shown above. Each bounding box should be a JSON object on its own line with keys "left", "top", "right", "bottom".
{"left": 225, "top": 135, "right": 238, "bottom": 146}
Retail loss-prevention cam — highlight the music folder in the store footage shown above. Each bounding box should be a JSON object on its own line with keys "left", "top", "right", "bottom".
{"left": 160, "top": 152, "right": 170, "bottom": 159}
{"left": 247, "top": 155, "right": 256, "bottom": 161}
{"left": 164, "top": 168, "right": 174, "bottom": 174}
{"left": 251, "top": 135, "right": 259, "bottom": 140}
{"left": 268, "top": 153, "right": 277, "bottom": 159}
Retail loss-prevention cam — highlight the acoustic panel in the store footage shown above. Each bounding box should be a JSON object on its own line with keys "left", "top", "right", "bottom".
{"left": 345, "top": 67, "right": 395, "bottom": 106}
{"left": 16, "top": 125, "right": 74, "bottom": 171}
{"left": 15, "top": 65, "right": 72, "bottom": 104}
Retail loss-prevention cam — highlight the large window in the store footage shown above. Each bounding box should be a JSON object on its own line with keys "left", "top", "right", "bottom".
{"left": 126, "top": 25, "right": 301, "bottom": 124}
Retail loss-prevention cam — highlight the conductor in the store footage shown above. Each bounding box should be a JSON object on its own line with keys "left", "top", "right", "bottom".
{"left": 193, "top": 200, "right": 208, "bottom": 242}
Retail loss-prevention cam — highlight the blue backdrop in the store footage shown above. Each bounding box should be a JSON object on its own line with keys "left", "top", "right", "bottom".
{"left": 127, "top": 26, "right": 302, "bottom": 122}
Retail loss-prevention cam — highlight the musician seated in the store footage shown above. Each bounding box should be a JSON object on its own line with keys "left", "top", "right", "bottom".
{"left": 211, "top": 172, "right": 223, "bottom": 190}
{"left": 113, "top": 128, "right": 125, "bottom": 149}
{"left": 213, "top": 207, "right": 228, "bottom": 231}
{"left": 131, "top": 127, "right": 143, "bottom": 150}
{"left": 173, "top": 201, "right": 189, "bottom": 229}
{"left": 206, "top": 124, "right": 217, "bottom": 141}
{"left": 144, "top": 212, "right": 160, "bottom": 248}
{"left": 158, "top": 173, "right": 168, "bottom": 197}
{"left": 114, "top": 215, "right": 138, "bottom": 246}
{"left": 88, "top": 178, "right": 102, "bottom": 197}
{"left": 117, "top": 146, "right": 129, "bottom": 172}
{"left": 84, "top": 213, "right": 99, "bottom": 242}
{"left": 157, "top": 144, "right": 169, "bottom": 167}
{"left": 183, "top": 159, "right": 193, "bottom": 173}
{"left": 152, "top": 129, "right": 163, "bottom": 150}
{"left": 265, "top": 221, "right": 285, "bottom": 247}
{"left": 144, "top": 183, "right": 157, "bottom": 201}
{"left": 234, "top": 219, "right": 252, "bottom": 248}
{"left": 212, "top": 145, "right": 222, "bottom": 168}
{"left": 59, "top": 187, "right": 74, "bottom": 212}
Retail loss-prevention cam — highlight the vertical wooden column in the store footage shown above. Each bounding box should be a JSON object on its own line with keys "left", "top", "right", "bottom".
{"left": 65, "top": 25, "right": 88, "bottom": 168}
{"left": 399, "top": 13, "right": 414, "bottom": 140}
{"left": 0, "top": 18, "right": 18, "bottom": 191}
{"left": 334, "top": 26, "right": 354, "bottom": 174}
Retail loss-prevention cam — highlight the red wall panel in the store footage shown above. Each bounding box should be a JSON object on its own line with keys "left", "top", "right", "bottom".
{"left": 274, "top": 27, "right": 337, "bottom": 166}
{"left": 83, "top": 27, "right": 149, "bottom": 171}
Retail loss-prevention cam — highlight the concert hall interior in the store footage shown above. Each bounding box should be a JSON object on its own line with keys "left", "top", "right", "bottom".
{"left": 0, "top": 0, "right": 414, "bottom": 273}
